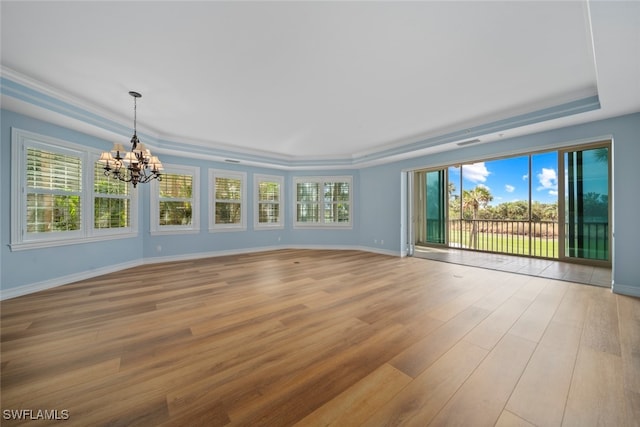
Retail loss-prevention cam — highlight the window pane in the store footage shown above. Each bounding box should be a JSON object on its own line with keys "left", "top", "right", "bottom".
{"left": 324, "top": 203, "right": 350, "bottom": 223}
{"left": 160, "top": 201, "right": 193, "bottom": 226}
{"left": 297, "top": 183, "right": 319, "bottom": 202}
{"left": 297, "top": 203, "right": 319, "bottom": 222}
{"left": 259, "top": 203, "right": 280, "bottom": 223}
{"left": 426, "top": 170, "right": 446, "bottom": 244}
{"left": 27, "top": 193, "right": 81, "bottom": 232}
{"left": 565, "top": 147, "right": 609, "bottom": 261}
{"left": 324, "top": 182, "right": 349, "bottom": 202}
{"left": 216, "top": 177, "right": 241, "bottom": 200}
{"left": 259, "top": 181, "right": 280, "bottom": 201}
{"left": 160, "top": 174, "right": 193, "bottom": 198}
{"left": 216, "top": 202, "right": 241, "bottom": 224}
{"left": 94, "top": 162, "right": 129, "bottom": 195}
{"left": 27, "top": 148, "right": 82, "bottom": 191}
{"left": 94, "top": 197, "right": 130, "bottom": 228}
{"left": 93, "top": 162, "right": 130, "bottom": 196}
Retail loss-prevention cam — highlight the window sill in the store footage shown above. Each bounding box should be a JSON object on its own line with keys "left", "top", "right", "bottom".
{"left": 293, "top": 224, "right": 352, "bottom": 230}
{"left": 10, "top": 232, "right": 139, "bottom": 251}
{"left": 208, "top": 226, "right": 247, "bottom": 233}
{"left": 150, "top": 228, "right": 200, "bottom": 236}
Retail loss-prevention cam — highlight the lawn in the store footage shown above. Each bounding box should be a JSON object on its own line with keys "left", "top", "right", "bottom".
{"left": 449, "top": 230, "right": 559, "bottom": 258}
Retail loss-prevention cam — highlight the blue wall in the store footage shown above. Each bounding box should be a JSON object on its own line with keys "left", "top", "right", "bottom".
{"left": 0, "top": 110, "right": 362, "bottom": 297}
{"left": 357, "top": 112, "right": 640, "bottom": 296}
{"left": 2, "top": 109, "right": 639, "bottom": 298}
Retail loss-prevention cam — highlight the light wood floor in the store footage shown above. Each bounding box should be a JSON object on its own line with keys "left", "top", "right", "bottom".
{"left": 1, "top": 249, "right": 638, "bottom": 426}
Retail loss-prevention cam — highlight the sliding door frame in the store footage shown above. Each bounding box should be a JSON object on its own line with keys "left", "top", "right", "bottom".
{"left": 407, "top": 139, "right": 612, "bottom": 268}
{"left": 558, "top": 140, "right": 612, "bottom": 267}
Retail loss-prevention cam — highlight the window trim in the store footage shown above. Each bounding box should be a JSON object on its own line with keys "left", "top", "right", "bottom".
{"left": 11, "top": 128, "right": 138, "bottom": 251}
{"left": 293, "top": 175, "right": 353, "bottom": 229}
{"left": 254, "top": 174, "right": 284, "bottom": 230}
{"left": 150, "top": 163, "right": 200, "bottom": 235}
{"left": 209, "top": 168, "right": 247, "bottom": 232}
{"left": 91, "top": 154, "right": 137, "bottom": 237}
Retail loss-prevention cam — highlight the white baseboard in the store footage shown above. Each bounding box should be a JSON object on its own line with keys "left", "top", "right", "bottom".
{"left": 612, "top": 282, "right": 640, "bottom": 298}
{"left": 286, "top": 244, "right": 401, "bottom": 257}
{"left": 1, "top": 245, "right": 402, "bottom": 300}
{"left": 142, "top": 245, "right": 286, "bottom": 265}
{"left": 0, "top": 260, "right": 142, "bottom": 300}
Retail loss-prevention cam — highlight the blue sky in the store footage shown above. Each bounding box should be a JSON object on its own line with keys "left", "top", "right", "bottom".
{"left": 449, "top": 151, "right": 559, "bottom": 205}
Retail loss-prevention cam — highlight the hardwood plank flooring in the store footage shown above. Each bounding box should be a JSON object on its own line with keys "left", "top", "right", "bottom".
{"left": 1, "top": 249, "right": 638, "bottom": 426}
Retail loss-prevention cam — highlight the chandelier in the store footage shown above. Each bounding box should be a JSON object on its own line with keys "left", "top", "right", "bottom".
{"left": 99, "top": 91, "right": 163, "bottom": 188}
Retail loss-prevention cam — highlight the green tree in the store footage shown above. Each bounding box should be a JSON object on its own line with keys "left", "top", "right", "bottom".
{"left": 463, "top": 185, "right": 493, "bottom": 248}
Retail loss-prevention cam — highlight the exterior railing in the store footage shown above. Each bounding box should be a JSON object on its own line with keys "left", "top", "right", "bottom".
{"left": 446, "top": 219, "right": 608, "bottom": 260}
{"left": 448, "top": 219, "right": 558, "bottom": 258}
{"left": 565, "top": 221, "right": 609, "bottom": 261}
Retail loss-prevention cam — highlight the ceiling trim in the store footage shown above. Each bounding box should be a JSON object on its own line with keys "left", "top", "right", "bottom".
{"left": 1, "top": 66, "right": 601, "bottom": 170}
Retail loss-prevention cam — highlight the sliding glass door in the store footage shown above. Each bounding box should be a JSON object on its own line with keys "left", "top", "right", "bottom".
{"left": 410, "top": 141, "right": 611, "bottom": 266}
{"left": 413, "top": 169, "right": 448, "bottom": 246}
{"left": 426, "top": 170, "right": 446, "bottom": 244}
{"left": 561, "top": 144, "right": 610, "bottom": 263}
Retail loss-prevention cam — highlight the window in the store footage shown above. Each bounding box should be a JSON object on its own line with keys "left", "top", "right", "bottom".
{"left": 254, "top": 174, "right": 284, "bottom": 229}
{"left": 294, "top": 176, "right": 352, "bottom": 227}
{"left": 25, "top": 144, "right": 83, "bottom": 237}
{"left": 94, "top": 161, "right": 131, "bottom": 231}
{"left": 209, "top": 169, "right": 246, "bottom": 231}
{"left": 11, "top": 128, "right": 137, "bottom": 250}
{"left": 151, "top": 164, "right": 199, "bottom": 234}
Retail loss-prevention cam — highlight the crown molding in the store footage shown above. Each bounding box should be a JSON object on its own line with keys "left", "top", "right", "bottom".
{"left": 1, "top": 66, "right": 601, "bottom": 171}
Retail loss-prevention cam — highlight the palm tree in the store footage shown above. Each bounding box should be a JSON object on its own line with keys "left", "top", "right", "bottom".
{"left": 463, "top": 185, "right": 493, "bottom": 248}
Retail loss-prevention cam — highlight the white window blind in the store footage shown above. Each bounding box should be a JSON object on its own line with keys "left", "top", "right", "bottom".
{"left": 294, "top": 176, "right": 352, "bottom": 227}
{"left": 26, "top": 146, "right": 82, "bottom": 234}
{"left": 93, "top": 161, "right": 130, "bottom": 229}
{"left": 255, "top": 174, "right": 283, "bottom": 229}
{"left": 209, "top": 169, "right": 246, "bottom": 231}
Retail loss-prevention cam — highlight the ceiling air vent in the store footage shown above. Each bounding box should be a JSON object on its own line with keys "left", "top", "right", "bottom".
{"left": 224, "top": 159, "right": 241, "bottom": 164}
{"left": 456, "top": 138, "right": 481, "bottom": 147}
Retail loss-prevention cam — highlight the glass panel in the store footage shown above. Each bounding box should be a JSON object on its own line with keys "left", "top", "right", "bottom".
{"left": 425, "top": 170, "right": 445, "bottom": 244}
{"left": 27, "top": 148, "right": 82, "bottom": 191}
{"left": 259, "top": 181, "right": 280, "bottom": 202}
{"left": 296, "top": 203, "right": 319, "bottom": 222}
{"left": 27, "top": 193, "right": 81, "bottom": 232}
{"left": 215, "top": 202, "right": 241, "bottom": 224}
{"left": 160, "top": 201, "right": 193, "bottom": 226}
{"left": 565, "top": 147, "right": 609, "bottom": 261}
{"left": 297, "top": 182, "right": 319, "bottom": 202}
{"left": 531, "top": 152, "right": 558, "bottom": 258}
{"left": 324, "top": 203, "right": 349, "bottom": 223}
{"left": 259, "top": 203, "right": 280, "bottom": 223}
{"left": 448, "top": 166, "right": 461, "bottom": 248}
{"left": 160, "top": 174, "right": 192, "bottom": 198}
{"left": 461, "top": 162, "right": 493, "bottom": 250}
{"left": 215, "top": 177, "right": 241, "bottom": 200}
{"left": 94, "top": 197, "right": 130, "bottom": 228}
{"left": 324, "top": 182, "right": 349, "bottom": 202}
{"left": 94, "top": 162, "right": 129, "bottom": 195}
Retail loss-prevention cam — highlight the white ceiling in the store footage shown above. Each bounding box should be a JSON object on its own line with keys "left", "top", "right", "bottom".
{"left": 1, "top": 1, "right": 639, "bottom": 163}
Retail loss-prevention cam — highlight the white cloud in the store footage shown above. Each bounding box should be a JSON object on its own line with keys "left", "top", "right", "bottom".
{"left": 522, "top": 174, "right": 529, "bottom": 181}
{"left": 549, "top": 190, "right": 558, "bottom": 196}
{"left": 463, "top": 162, "right": 490, "bottom": 183}
{"left": 537, "top": 168, "right": 558, "bottom": 192}
{"left": 505, "top": 184, "right": 515, "bottom": 193}
{"left": 477, "top": 183, "right": 490, "bottom": 191}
